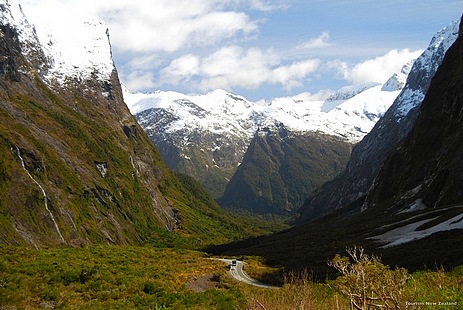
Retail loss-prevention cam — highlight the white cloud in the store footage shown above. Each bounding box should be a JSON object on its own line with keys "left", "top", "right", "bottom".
{"left": 159, "top": 54, "right": 200, "bottom": 85}
{"left": 270, "top": 60, "right": 320, "bottom": 89}
{"left": 341, "top": 49, "right": 422, "bottom": 84}
{"left": 198, "top": 46, "right": 278, "bottom": 90}
{"left": 122, "top": 71, "right": 156, "bottom": 91}
{"left": 158, "top": 46, "right": 320, "bottom": 92}
{"left": 21, "top": 0, "right": 260, "bottom": 53}
{"left": 127, "top": 55, "right": 162, "bottom": 71}
{"left": 297, "top": 32, "right": 331, "bottom": 49}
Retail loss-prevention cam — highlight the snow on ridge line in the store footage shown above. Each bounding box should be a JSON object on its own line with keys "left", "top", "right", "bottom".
{"left": 0, "top": 0, "right": 41, "bottom": 60}
{"left": 35, "top": 14, "right": 115, "bottom": 85}
{"left": 123, "top": 74, "right": 406, "bottom": 143}
{"left": 394, "top": 18, "right": 460, "bottom": 119}
{"left": 325, "top": 82, "right": 380, "bottom": 102}
{"left": 3, "top": 0, "right": 115, "bottom": 85}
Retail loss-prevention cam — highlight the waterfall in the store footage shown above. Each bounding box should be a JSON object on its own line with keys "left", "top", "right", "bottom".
{"left": 13, "top": 147, "right": 65, "bottom": 243}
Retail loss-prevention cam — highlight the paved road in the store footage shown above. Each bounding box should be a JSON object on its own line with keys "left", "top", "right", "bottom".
{"left": 218, "top": 259, "right": 278, "bottom": 289}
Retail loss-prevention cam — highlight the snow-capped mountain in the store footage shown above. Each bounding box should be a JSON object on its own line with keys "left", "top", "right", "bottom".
{"left": 124, "top": 64, "right": 410, "bottom": 204}
{"left": 0, "top": 0, "right": 37, "bottom": 56}
{"left": 125, "top": 70, "right": 409, "bottom": 145}
{"left": 393, "top": 19, "right": 460, "bottom": 119}
{"left": 0, "top": 0, "right": 48, "bottom": 78}
{"left": 124, "top": 88, "right": 258, "bottom": 198}
{"left": 364, "top": 17, "right": 463, "bottom": 249}
{"left": 32, "top": 14, "right": 115, "bottom": 86}
{"left": 298, "top": 17, "right": 460, "bottom": 222}
{"left": 4, "top": 0, "right": 115, "bottom": 93}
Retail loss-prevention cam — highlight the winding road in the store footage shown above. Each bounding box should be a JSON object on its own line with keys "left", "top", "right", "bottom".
{"left": 218, "top": 259, "right": 278, "bottom": 289}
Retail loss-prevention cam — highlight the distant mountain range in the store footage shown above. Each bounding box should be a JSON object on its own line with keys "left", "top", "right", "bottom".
{"left": 209, "top": 16, "right": 463, "bottom": 273}
{"left": 124, "top": 63, "right": 411, "bottom": 214}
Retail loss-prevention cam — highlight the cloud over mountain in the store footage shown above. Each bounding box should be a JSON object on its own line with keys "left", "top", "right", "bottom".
{"left": 20, "top": 0, "right": 460, "bottom": 101}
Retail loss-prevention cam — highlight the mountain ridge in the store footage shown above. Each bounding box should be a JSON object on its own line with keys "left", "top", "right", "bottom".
{"left": 0, "top": 0, "right": 273, "bottom": 248}
{"left": 298, "top": 17, "right": 460, "bottom": 222}
{"left": 208, "top": 17, "right": 463, "bottom": 272}
{"left": 124, "top": 63, "right": 411, "bottom": 208}
{"left": 365, "top": 17, "right": 463, "bottom": 213}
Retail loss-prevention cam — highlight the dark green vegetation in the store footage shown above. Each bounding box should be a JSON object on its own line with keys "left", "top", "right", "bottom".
{"left": 219, "top": 125, "right": 351, "bottom": 216}
{"left": 208, "top": 200, "right": 463, "bottom": 277}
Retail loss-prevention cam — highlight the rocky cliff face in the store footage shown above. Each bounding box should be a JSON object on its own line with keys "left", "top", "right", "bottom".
{"left": 298, "top": 18, "right": 460, "bottom": 222}
{"left": 365, "top": 17, "right": 463, "bottom": 212}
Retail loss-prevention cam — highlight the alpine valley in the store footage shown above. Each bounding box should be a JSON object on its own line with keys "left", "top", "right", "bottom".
{"left": 209, "top": 17, "right": 463, "bottom": 275}
{"left": 124, "top": 67, "right": 410, "bottom": 215}
{"left": 0, "top": 0, "right": 281, "bottom": 248}
{"left": 2, "top": 0, "right": 463, "bottom": 308}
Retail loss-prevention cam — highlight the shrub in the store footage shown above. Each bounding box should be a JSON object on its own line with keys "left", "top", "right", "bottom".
{"left": 328, "top": 246, "right": 408, "bottom": 310}
{"left": 142, "top": 281, "right": 156, "bottom": 295}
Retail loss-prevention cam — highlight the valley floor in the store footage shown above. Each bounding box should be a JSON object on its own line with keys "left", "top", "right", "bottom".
{"left": 0, "top": 245, "right": 462, "bottom": 309}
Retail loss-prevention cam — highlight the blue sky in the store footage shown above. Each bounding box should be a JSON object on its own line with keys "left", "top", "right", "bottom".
{"left": 21, "top": 0, "right": 462, "bottom": 101}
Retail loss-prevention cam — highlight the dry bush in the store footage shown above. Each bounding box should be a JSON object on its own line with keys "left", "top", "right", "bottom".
{"left": 328, "top": 246, "right": 408, "bottom": 310}
{"left": 243, "top": 269, "right": 348, "bottom": 310}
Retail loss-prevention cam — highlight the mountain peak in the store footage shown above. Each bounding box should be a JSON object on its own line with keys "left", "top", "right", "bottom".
{"left": 381, "top": 60, "right": 414, "bottom": 92}
{"left": 7, "top": 2, "right": 115, "bottom": 89}
{"left": 0, "top": 0, "right": 46, "bottom": 75}
{"left": 393, "top": 18, "right": 460, "bottom": 119}
{"left": 0, "top": 0, "right": 36, "bottom": 46}
{"left": 35, "top": 14, "right": 114, "bottom": 86}
{"left": 325, "top": 82, "right": 380, "bottom": 103}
